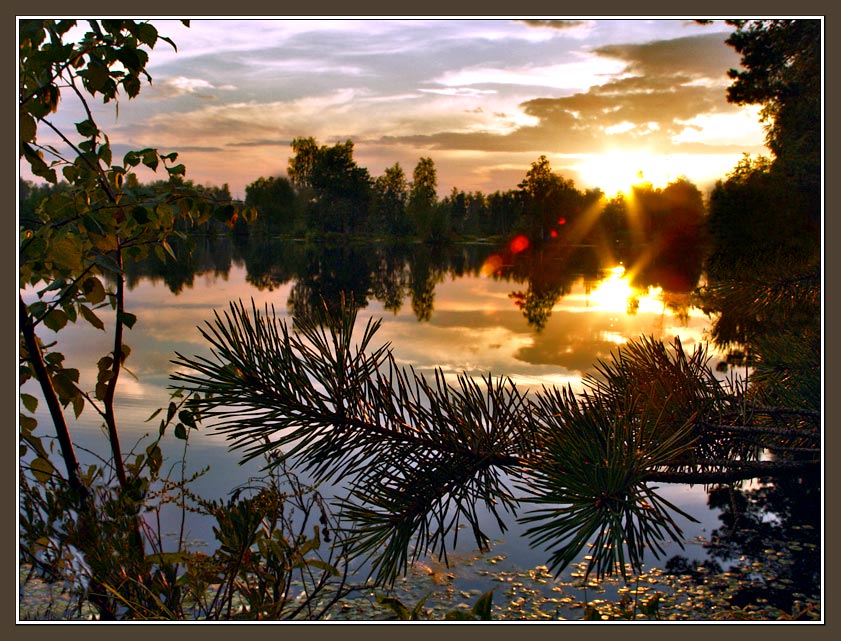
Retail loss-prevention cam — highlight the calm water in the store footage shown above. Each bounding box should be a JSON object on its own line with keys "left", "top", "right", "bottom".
{"left": 22, "top": 237, "right": 733, "bottom": 606}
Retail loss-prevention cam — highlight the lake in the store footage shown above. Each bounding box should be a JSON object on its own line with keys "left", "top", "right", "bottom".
{"left": 22, "top": 235, "right": 799, "bottom": 618}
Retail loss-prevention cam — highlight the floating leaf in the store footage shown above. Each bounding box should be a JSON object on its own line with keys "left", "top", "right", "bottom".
{"left": 472, "top": 589, "right": 494, "bottom": 620}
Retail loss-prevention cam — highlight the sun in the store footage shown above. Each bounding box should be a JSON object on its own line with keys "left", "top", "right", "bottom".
{"left": 576, "top": 151, "right": 675, "bottom": 197}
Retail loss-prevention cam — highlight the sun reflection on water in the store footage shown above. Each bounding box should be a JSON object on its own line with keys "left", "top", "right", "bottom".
{"left": 585, "top": 265, "right": 636, "bottom": 314}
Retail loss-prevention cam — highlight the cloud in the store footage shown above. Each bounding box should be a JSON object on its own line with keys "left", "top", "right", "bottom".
{"left": 517, "top": 19, "right": 590, "bottom": 30}
{"left": 154, "top": 76, "right": 236, "bottom": 98}
{"left": 593, "top": 33, "right": 738, "bottom": 80}
{"left": 431, "top": 55, "right": 626, "bottom": 93}
{"left": 372, "top": 32, "right": 761, "bottom": 157}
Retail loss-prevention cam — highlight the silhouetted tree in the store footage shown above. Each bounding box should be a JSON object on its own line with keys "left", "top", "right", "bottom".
{"left": 245, "top": 175, "right": 302, "bottom": 236}
{"left": 288, "top": 138, "right": 373, "bottom": 234}
{"left": 372, "top": 163, "right": 411, "bottom": 235}
{"left": 408, "top": 157, "right": 447, "bottom": 242}
{"left": 724, "top": 19, "right": 820, "bottom": 211}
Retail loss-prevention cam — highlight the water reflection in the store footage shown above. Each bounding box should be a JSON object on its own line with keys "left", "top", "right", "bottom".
{"left": 28, "top": 233, "right": 823, "bottom": 614}
{"left": 125, "top": 235, "right": 706, "bottom": 335}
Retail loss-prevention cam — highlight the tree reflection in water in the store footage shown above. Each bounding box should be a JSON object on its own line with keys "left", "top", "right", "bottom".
{"left": 123, "top": 234, "right": 820, "bottom": 616}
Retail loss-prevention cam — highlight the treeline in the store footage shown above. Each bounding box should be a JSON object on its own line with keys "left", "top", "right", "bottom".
{"left": 242, "top": 136, "right": 708, "bottom": 251}
{"left": 20, "top": 140, "right": 708, "bottom": 254}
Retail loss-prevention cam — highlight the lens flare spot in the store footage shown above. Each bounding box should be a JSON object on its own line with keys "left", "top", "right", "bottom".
{"left": 480, "top": 254, "right": 504, "bottom": 277}
{"left": 558, "top": 217, "right": 566, "bottom": 225}
{"left": 510, "top": 235, "right": 529, "bottom": 254}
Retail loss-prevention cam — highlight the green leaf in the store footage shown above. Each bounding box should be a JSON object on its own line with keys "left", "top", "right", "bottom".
{"left": 178, "top": 409, "right": 196, "bottom": 428}
{"left": 130, "top": 205, "right": 150, "bottom": 225}
{"left": 147, "top": 552, "right": 196, "bottom": 568}
{"left": 95, "top": 381, "right": 108, "bottom": 401}
{"left": 98, "top": 142, "right": 112, "bottom": 166}
{"left": 146, "top": 442, "right": 163, "bottom": 472}
{"left": 52, "top": 371, "right": 79, "bottom": 403}
{"left": 141, "top": 148, "right": 159, "bottom": 171}
{"left": 43, "top": 308, "right": 68, "bottom": 332}
{"left": 93, "top": 253, "right": 122, "bottom": 275}
{"left": 49, "top": 237, "right": 83, "bottom": 272}
{"left": 118, "top": 311, "right": 137, "bottom": 329}
{"left": 411, "top": 592, "right": 433, "bottom": 620}
{"left": 82, "top": 277, "right": 106, "bottom": 304}
{"left": 20, "top": 110, "right": 36, "bottom": 143}
{"left": 20, "top": 414, "right": 38, "bottom": 432}
{"left": 123, "top": 74, "right": 141, "bottom": 98}
{"left": 62, "top": 165, "right": 79, "bottom": 183}
{"left": 81, "top": 57, "right": 109, "bottom": 93}
{"left": 174, "top": 423, "right": 187, "bottom": 440}
{"left": 97, "top": 355, "right": 114, "bottom": 372}
{"left": 22, "top": 142, "right": 57, "bottom": 183}
{"left": 302, "top": 558, "right": 341, "bottom": 577}
{"left": 30, "top": 457, "right": 55, "bottom": 484}
{"left": 79, "top": 305, "right": 105, "bottom": 330}
{"left": 76, "top": 119, "right": 98, "bottom": 137}
{"left": 27, "top": 301, "right": 47, "bottom": 320}
{"left": 136, "top": 22, "right": 158, "bottom": 47}
{"left": 72, "top": 394, "right": 84, "bottom": 418}
{"left": 167, "top": 163, "right": 186, "bottom": 177}
{"left": 20, "top": 393, "right": 38, "bottom": 413}
{"left": 124, "top": 150, "right": 140, "bottom": 167}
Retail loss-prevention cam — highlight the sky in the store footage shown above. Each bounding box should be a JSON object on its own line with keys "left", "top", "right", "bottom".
{"left": 40, "top": 18, "right": 770, "bottom": 199}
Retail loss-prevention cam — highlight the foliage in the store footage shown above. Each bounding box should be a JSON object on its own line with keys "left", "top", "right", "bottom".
{"left": 702, "top": 20, "right": 820, "bottom": 281}
{"left": 244, "top": 175, "right": 301, "bottom": 236}
{"left": 288, "top": 137, "right": 373, "bottom": 234}
{"left": 517, "top": 155, "right": 601, "bottom": 244}
{"left": 20, "top": 17, "right": 820, "bottom": 621}
{"left": 372, "top": 163, "right": 411, "bottom": 235}
{"left": 171, "top": 293, "right": 818, "bottom": 588}
{"left": 723, "top": 20, "right": 821, "bottom": 196}
{"left": 21, "top": 414, "right": 361, "bottom": 620}
{"left": 171, "top": 299, "right": 527, "bottom": 585}
{"left": 17, "top": 19, "right": 299, "bottom": 621}
{"left": 408, "top": 157, "right": 448, "bottom": 241}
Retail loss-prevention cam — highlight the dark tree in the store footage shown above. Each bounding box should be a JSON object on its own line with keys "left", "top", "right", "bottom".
{"left": 724, "top": 19, "right": 821, "bottom": 205}
{"left": 245, "top": 175, "right": 302, "bottom": 236}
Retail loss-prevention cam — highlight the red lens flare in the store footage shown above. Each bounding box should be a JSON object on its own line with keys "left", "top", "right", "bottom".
{"left": 510, "top": 235, "right": 529, "bottom": 254}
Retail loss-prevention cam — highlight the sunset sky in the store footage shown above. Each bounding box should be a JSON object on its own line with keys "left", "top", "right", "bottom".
{"left": 44, "top": 18, "right": 769, "bottom": 199}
